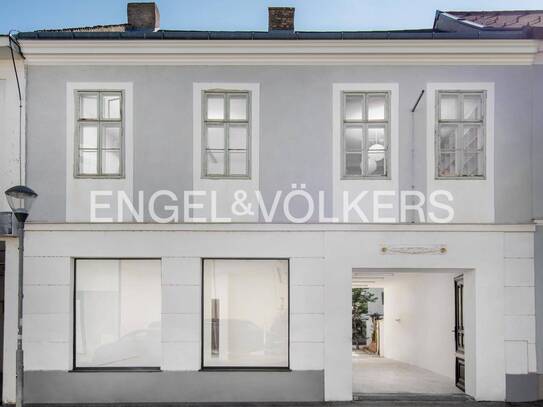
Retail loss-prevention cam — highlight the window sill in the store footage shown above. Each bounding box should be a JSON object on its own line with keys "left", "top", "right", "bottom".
{"left": 340, "top": 176, "right": 391, "bottom": 181}
{"left": 70, "top": 367, "right": 161, "bottom": 373}
{"left": 434, "top": 176, "right": 486, "bottom": 181}
{"left": 199, "top": 367, "right": 291, "bottom": 372}
{"left": 74, "top": 175, "right": 126, "bottom": 180}
{"left": 201, "top": 176, "right": 252, "bottom": 181}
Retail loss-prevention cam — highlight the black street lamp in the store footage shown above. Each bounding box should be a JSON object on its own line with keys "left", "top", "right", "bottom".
{"left": 5, "top": 185, "right": 37, "bottom": 407}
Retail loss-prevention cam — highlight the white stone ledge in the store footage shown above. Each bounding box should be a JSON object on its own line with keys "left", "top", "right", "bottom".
{"left": 25, "top": 222, "right": 536, "bottom": 233}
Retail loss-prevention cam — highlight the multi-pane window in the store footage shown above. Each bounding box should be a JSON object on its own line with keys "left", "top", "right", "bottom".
{"left": 202, "top": 259, "right": 289, "bottom": 368}
{"left": 76, "top": 91, "right": 123, "bottom": 177}
{"left": 437, "top": 91, "right": 485, "bottom": 178}
{"left": 74, "top": 259, "right": 161, "bottom": 369}
{"left": 203, "top": 91, "right": 250, "bottom": 178}
{"left": 342, "top": 92, "right": 389, "bottom": 178}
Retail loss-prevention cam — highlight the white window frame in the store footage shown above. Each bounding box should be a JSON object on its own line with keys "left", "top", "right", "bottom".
{"left": 201, "top": 90, "right": 251, "bottom": 179}
{"left": 435, "top": 90, "right": 487, "bottom": 179}
{"left": 75, "top": 90, "right": 125, "bottom": 178}
{"left": 66, "top": 82, "right": 134, "bottom": 222}
{"left": 341, "top": 91, "right": 391, "bottom": 179}
{"left": 332, "top": 83, "right": 399, "bottom": 221}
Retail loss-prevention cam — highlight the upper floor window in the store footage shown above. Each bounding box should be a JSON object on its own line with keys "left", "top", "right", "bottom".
{"left": 436, "top": 91, "right": 485, "bottom": 178}
{"left": 76, "top": 91, "right": 123, "bottom": 177}
{"left": 342, "top": 91, "right": 389, "bottom": 178}
{"left": 203, "top": 91, "right": 250, "bottom": 178}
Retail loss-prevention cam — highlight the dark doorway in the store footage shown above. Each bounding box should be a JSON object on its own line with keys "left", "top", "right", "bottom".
{"left": 454, "top": 275, "right": 465, "bottom": 391}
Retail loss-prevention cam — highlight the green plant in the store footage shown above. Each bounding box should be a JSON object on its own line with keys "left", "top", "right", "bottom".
{"left": 352, "top": 288, "right": 378, "bottom": 349}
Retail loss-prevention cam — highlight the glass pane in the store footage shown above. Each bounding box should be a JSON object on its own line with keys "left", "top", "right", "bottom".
{"left": 463, "top": 94, "right": 483, "bottom": 121}
{"left": 75, "top": 259, "right": 161, "bottom": 368}
{"left": 367, "top": 148, "right": 386, "bottom": 176}
{"left": 345, "top": 152, "right": 362, "bottom": 176}
{"left": 102, "top": 150, "right": 121, "bottom": 175}
{"left": 440, "top": 94, "right": 459, "bottom": 120}
{"left": 206, "top": 151, "right": 225, "bottom": 175}
{"left": 101, "top": 93, "right": 122, "bottom": 120}
{"left": 462, "top": 152, "right": 483, "bottom": 176}
{"left": 367, "top": 125, "right": 386, "bottom": 150}
{"left": 229, "top": 95, "right": 248, "bottom": 121}
{"left": 345, "top": 94, "right": 363, "bottom": 121}
{"left": 79, "top": 124, "right": 98, "bottom": 149}
{"left": 206, "top": 125, "right": 225, "bottom": 149}
{"left": 206, "top": 94, "right": 224, "bottom": 120}
{"left": 439, "top": 152, "right": 456, "bottom": 177}
{"left": 203, "top": 259, "right": 289, "bottom": 367}
{"left": 79, "top": 150, "right": 98, "bottom": 175}
{"left": 229, "top": 151, "right": 247, "bottom": 176}
{"left": 102, "top": 125, "right": 121, "bottom": 149}
{"left": 439, "top": 124, "right": 457, "bottom": 150}
{"left": 79, "top": 93, "right": 98, "bottom": 119}
{"left": 344, "top": 126, "right": 363, "bottom": 152}
{"left": 367, "top": 94, "right": 386, "bottom": 121}
{"left": 229, "top": 125, "right": 248, "bottom": 149}
{"left": 463, "top": 126, "right": 483, "bottom": 151}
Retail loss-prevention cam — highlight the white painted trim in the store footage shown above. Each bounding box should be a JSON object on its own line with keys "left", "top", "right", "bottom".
{"left": 332, "top": 83, "right": 399, "bottom": 221}
{"left": 192, "top": 82, "right": 260, "bottom": 221}
{"left": 20, "top": 39, "right": 540, "bottom": 65}
{"left": 24, "top": 222, "right": 536, "bottom": 233}
{"left": 426, "top": 82, "right": 495, "bottom": 223}
{"left": 66, "top": 82, "right": 134, "bottom": 221}
{"left": 534, "top": 40, "right": 543, "bottom": 64}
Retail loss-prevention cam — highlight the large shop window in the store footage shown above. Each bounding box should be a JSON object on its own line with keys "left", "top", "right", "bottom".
{"left": 74, "top": 259, "right": 161, "bottom": 369}
{"left": 202, "top": 259, "right": 289, "bottom": 368}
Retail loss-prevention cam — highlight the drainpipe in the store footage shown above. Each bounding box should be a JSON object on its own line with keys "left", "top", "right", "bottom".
{"left": 8, "top": 32, "right": 25, "bottom": 185}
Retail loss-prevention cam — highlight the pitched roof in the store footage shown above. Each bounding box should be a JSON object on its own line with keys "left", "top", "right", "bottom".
{"left": 15, "top": 9, "right": 543, "bottom": 40}
{"left": 446, "top": 10, "right": 543, "bottom": 29}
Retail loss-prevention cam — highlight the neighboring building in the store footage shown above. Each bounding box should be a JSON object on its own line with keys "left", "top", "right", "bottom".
{"left": 0, "top": 3, "right": 542, "bottom": 403}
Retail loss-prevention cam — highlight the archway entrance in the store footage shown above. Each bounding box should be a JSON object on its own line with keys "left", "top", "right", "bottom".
{"left": 352, "top": 268, "right": 468, "bottom": 398}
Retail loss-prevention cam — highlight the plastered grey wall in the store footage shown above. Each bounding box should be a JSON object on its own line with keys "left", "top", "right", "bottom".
{"left": 535, "top": 226, "right": 543, "bottom": 375}
{"left": 25, "top": 65, "right": 537, "bottom": 223}
{"left": 24, "top": 370, "right": 324, "bottom": 403}
{"left": 532, "top": 66, "right": 543, "bottom": 221}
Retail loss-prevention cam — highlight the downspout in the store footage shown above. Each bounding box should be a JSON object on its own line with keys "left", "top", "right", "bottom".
{"left": 7, "top": 32, "right": 25, "bottom": 185}
{"left": 409, "top": 90, "right": 425, "bottom": 223}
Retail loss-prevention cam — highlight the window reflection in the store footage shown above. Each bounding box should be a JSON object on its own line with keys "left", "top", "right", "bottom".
{"left": 75, "top": 259, "right": 161, "bottom": 368}
{"left": 203, "top": 259, "right": 289, "bottom": 367}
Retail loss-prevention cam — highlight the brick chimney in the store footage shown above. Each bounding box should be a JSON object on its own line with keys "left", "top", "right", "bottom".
{"left": 268, "top": 7, "right": 295, "bottom": 31}
{"left": 127, "top": 2, "right": 160, "bottom": 31}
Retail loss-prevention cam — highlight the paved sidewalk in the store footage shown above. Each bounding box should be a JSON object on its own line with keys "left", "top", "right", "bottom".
{"left": 19, "top": 403, "right": 543, "bottom": 407}
{"left": 20, "top": 400, "right": 543, "bottom": 407}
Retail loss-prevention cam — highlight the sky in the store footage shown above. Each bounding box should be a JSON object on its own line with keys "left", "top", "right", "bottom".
{"left": 1, "top": 0, "right": 543, "bottom": 33}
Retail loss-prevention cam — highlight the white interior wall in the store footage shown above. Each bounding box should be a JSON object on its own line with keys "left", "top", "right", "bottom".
{"left": 381, "top": 272, "right": 456, "bottom": 379}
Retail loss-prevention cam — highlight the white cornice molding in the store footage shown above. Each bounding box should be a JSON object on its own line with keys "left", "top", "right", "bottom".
{"left": 19, "top": 39, "right": 541, "bottom": 65}
{"left": 24, "top": 222, "right": 536, "bottom": 232}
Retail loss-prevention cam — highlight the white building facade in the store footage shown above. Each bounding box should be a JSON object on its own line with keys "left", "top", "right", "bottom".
{"left": 1, "top": 4, "right": 543, "bottom": 404}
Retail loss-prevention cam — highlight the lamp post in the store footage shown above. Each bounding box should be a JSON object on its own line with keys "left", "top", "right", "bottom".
{"left": 5, "top": 185, "right": 37, "bottom": 407}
